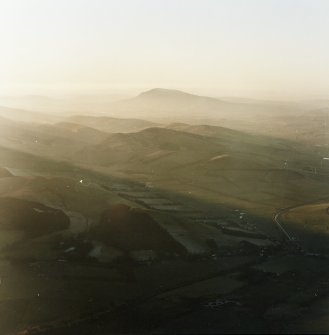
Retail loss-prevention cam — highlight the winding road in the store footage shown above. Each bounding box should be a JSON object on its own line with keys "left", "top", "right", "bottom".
{"left": 273, "top": 209, "right": 293, "bottom": 241}
{"left": 273, "top": 196, "right": 329, "bottom": 242}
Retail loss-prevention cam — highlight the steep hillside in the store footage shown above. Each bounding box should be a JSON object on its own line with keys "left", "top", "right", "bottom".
{"left": 93, "top": 203, "right": 185, "bottom": 254}
{"left": 0, "top": 197, "right": 69, "bottom": 237}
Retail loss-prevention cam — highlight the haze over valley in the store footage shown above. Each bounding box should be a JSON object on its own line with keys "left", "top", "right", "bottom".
{"left": 1, "top": 1, "right": 329, "bottom": 334}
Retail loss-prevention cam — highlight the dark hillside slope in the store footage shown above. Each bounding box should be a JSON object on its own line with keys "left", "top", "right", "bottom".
{"left": 93, "top": 204, "right": 185, "bottom": 254}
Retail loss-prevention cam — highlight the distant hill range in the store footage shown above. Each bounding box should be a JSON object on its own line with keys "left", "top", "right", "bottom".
{"left": 108, "top": 88, "right": 302, "bottom": 122}
{"left": 1, "top": 88, "right": 329, "bottom": 144}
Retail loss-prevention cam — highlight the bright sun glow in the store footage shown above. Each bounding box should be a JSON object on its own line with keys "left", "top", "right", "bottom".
{"left": 0, "top": 0, "right": 329, "bottom": 98}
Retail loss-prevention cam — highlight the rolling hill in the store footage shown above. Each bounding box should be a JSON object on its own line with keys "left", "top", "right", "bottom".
{"left": 0, "top": 105, "right": 61, "bottom": 123}
{"left": 1, "top": 96, "right": 329, "bottom": 334}
{"left": 1, "top": 112, "right": 327, "bottom": 218}
{"left": 101, "top": 89, "right": 329, "bottom": 146}
{"left": 66, "top": 115, "right": 158, "bottom": 133}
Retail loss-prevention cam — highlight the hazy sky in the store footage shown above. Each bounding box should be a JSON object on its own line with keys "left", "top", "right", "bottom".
{"left": 0, "top": 0, "right": 329, "bottom": 98}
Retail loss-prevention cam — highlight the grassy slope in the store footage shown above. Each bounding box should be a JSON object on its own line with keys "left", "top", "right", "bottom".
{"left": 1, "top": 115, "right": 328, "bottom": 225}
